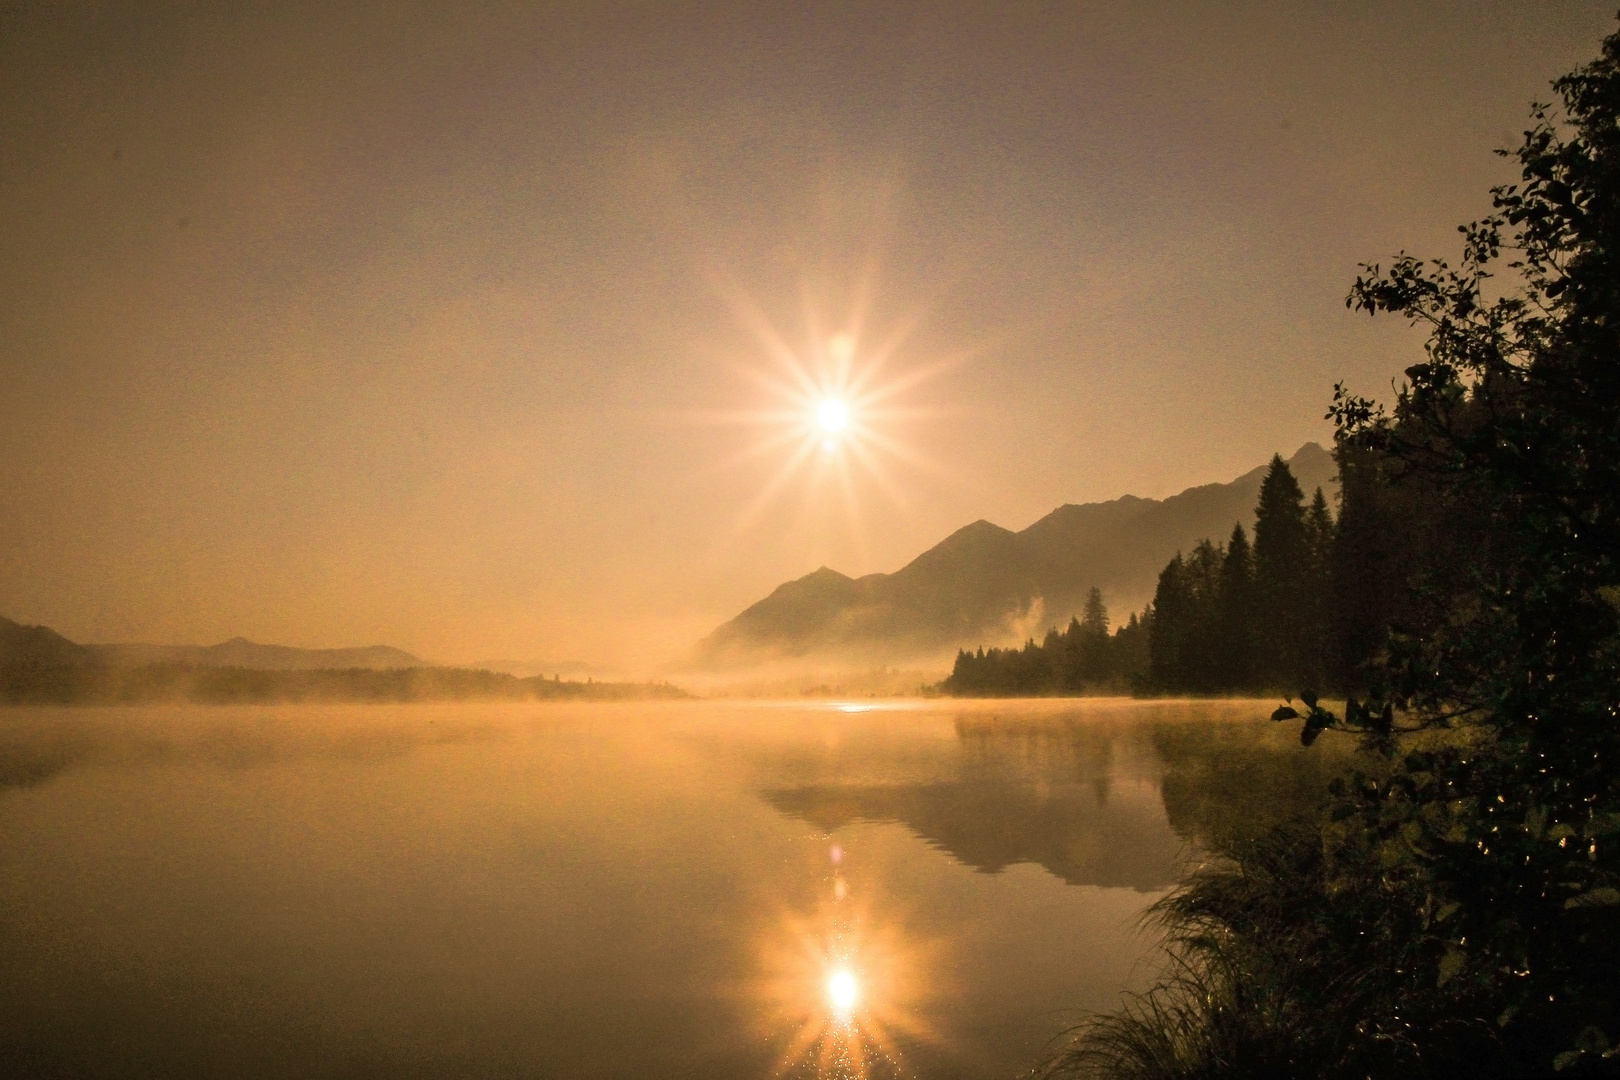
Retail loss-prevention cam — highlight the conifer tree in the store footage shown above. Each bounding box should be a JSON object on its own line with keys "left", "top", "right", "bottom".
{"left": 1301, "top": 487, "right": 1335, "bottom": 689}
{"left": 1252, "top": 456, "right": 1309, "bottom": 690}
{"left": 1149, "top": 555, "right": 1188, "bottom": 691}
{"left": 1058, "top": 615, "right": 1085, "bottom": 691}
{"left": 1181, "top": 539, "right": 1226, "bottom": 692}
{"left": 1215, "top": 522, "right": 1257, "bottom": 690}
{"left": 1077, "top": 586, "right": 1111, "bottom": 685}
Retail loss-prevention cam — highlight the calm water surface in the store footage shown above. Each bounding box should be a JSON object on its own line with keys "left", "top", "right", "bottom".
{"left": 0, "top": 699, "right": 1346, "bottom": 1079}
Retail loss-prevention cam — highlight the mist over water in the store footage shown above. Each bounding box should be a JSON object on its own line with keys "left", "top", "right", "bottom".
{"left": 0, "top": 700, "right": 1348, "bottom": 1079}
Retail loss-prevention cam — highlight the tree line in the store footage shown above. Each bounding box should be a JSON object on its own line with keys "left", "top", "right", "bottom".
{"left": 940, "top": 587, "right": 1150, "bottom": 695}
{"left": 1148, "top": 459, "right": 1337, "bottom": 694}
{"left": 1042, "top": 23, "right": 1620, "bottom": 1077}
{"left": 0, "top": 659, "right": 689, "bottom": 705}
{"left": 944, "top": 440, "right": 1451, "bottom": 699}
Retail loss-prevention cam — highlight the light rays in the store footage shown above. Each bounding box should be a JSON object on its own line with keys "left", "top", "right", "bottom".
{"left": 755, "top": 841, "right": 944, "bottom": 1080}
{"left": 698, "top": 281, "right": 968, "bottom": 552}
{"left": 827, "top": 969, "right": 859, "bottom": 1015}
{"left": 816, "top": 399, "right": 852, "bottom": 441}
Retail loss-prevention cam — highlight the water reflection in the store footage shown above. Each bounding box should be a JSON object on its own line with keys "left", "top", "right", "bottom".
{"left": 0, "top": 700, "right": 1357, "bottom": 1079}
{"left": 763, "top": 777, "right": 1180, "bottom": 891}
{"left": 0, "top": 706, "right": 504, "bottom": 793}
{"left": 1152, "top": 717, "right": 1356, "bottom": 849}
{"left": 758, "top": 843, "right": 935, "bottom": 1080}
{"left": 762, "top": 705, "right": 1354, "bottom": 892}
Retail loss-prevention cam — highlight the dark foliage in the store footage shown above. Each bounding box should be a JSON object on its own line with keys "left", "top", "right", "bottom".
{"left": 1145, "top": 463, "right": 1338, "bottom": 695}
{"left": 941, "top": 587, "right": 1152, "bottom": 695}
{"left": 1045, "top": 22, "right": 1620, "bottom": 1078}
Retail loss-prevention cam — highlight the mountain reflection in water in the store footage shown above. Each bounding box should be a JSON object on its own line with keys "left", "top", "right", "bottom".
{"left": 0, "top": 700, "right": 1357, "bottom": 1080}
{"left": 762, "top": 705, "right": 1354, "bottom": 892}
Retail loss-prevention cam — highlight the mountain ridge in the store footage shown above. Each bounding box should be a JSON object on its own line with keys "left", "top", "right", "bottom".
{"left": 0, "top": 617, "right": 421, "bottom": 671}
{"left": 696, "top": 443, "right": 1337, "bottom": 667}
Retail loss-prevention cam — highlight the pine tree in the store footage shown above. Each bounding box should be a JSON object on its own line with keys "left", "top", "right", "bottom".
{"left": 1113, "top": 606, "right": 1152, "bottom": 691}
{"left": 1252, "top": 455, "right": 1310, "bottom": 691}
{"left": 1077, "top": 587, "right": 1111, "bottom": 686}
{"left": 1215, "top": 522, "right": 1257, "bottom": 690}
{"left": 1302, "top": 487, "right": 1335, "bottom": 689}
{"left": 1058, "top": 615, "right": 1085, "bottom": 691}
{"left": 1149, "top": 555, "right": 1188, "bottom": 691}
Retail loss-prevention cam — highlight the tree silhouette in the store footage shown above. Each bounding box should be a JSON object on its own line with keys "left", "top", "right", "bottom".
{"left": 1252, "top": 456, "right": 1310, "bottom": 690}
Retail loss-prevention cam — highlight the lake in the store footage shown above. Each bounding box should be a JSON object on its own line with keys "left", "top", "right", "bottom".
{"left": 0, "top": 698, "right": 1348, "bottom": 1079}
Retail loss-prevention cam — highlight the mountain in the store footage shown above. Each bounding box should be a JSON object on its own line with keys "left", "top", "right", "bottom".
{"left": 1, "top": 616, "right": 693, "bottom": 705}
{"left": 87, "top": 637, "right": 421, "bottom": 671}
{"left": 0, "top": 617, "right": 419, "bottom": 671}
{"left": 696, "top": 442, "right": 1337, "bottom": 667}
{"left": 0, "top": 617, "right": 98, "bottom": 669}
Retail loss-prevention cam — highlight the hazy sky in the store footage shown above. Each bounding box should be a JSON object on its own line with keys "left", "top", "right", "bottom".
{"left": 3, "top": 1, "right": 1614, "bottom": 670}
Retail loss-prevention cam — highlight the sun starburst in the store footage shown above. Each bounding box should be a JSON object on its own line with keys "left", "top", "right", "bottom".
{"left": 698, "top": 283, "right": 965, "bottom": 555}
{"left": 753, "top": 842, "right": 945, "bottom": 1080}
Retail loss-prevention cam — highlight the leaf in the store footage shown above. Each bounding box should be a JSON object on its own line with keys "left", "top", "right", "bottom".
{"left": 1565, "top": 887, "right": 1620, "bottom": 909}
{"left": 1301, "top": 689, "right": 1319, "bottom": 709}
{"left": 1272, "top": 706, "right": 1300, "bottom": 722}
{"left": 1301, "top": 723, "right": 1322, "bottom": 747}
{"left": 1526, "top": 805, "right": 1548, "bottom": 838}
{"left": 1584, "top": 812, "right": 1620, "bottom": 836}
{"left": 1438, "top": 949, "right": 1466, "bottom": 986}
{"left": 1549, "top": 823, "right": 1576, "bottom": 840}
{"left": 1436, "top": 901, "right": 1461, "bottom": 922}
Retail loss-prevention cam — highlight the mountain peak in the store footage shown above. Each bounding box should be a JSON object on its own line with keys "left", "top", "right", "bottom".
{"left": 695, "top": 444, "right": 1340, "bottom": 667}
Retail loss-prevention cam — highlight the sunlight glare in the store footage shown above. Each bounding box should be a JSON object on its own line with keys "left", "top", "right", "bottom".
{"left": 754, "top": 855, "right": 940, "bottom": 1080}
{"left": 709, "top": 286, "right": 970, "bottom": 546}
{"left": 816, "top": 399, "right": 851, "bottom": 436}
{"left": 828, "top": 969, "right": 859, "bottom": 1016}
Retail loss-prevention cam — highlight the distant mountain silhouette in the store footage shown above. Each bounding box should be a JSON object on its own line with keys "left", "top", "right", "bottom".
{"left": 697, "top": 443, "right": 1336, "bottom": 666}
{"left": 0, "top": 616, "right": 420, "bottom": 671}
{"left": 87, "top": 637, "right": 421, "bottom": 671}
{"left": 0, "top": 616, "right": 97, "bottom": 669}
{"left": 1, "top": 616, "right": 692, "bottom": 705}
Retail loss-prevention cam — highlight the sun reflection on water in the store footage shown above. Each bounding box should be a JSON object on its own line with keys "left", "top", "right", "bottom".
{"left": 757, "top": 842, "right": 939, "bottom": 1079}
{"left": 827, "top": 969, "right": 859, "bottom": 1015}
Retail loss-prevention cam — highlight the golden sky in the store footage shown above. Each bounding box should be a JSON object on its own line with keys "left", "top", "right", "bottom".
{"left": 2, "top": 2, "right": 1612, "bottom": 671}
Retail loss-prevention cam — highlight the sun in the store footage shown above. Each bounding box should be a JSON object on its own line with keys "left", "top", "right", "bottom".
{"left": 827, "top": 968, "right": 859, "bottom": 1015}
{"left": 693, "top": 278, "right": 973, "bottom": 552}
{"left": 716, "top": 314, "right": 956, "bottom": 521}
{"left": 816, "top": 399, "right": 852, "bottom": 443}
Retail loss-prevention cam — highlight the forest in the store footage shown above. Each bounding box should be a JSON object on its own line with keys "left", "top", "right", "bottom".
{"left": 940, "top": 586, "right": 1150, "bottom": 695}
{"left": 1041, "top": 26, "right": 1620, "bottom": 1080}
{"left": 945, "top": 428, "right": 1539, "bottom": 702}
{"left": 941, "top": 454, "right": 1345, "bottom": 697}
{"left": 0, "top": 660, "right": 688, "bottom": 705}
